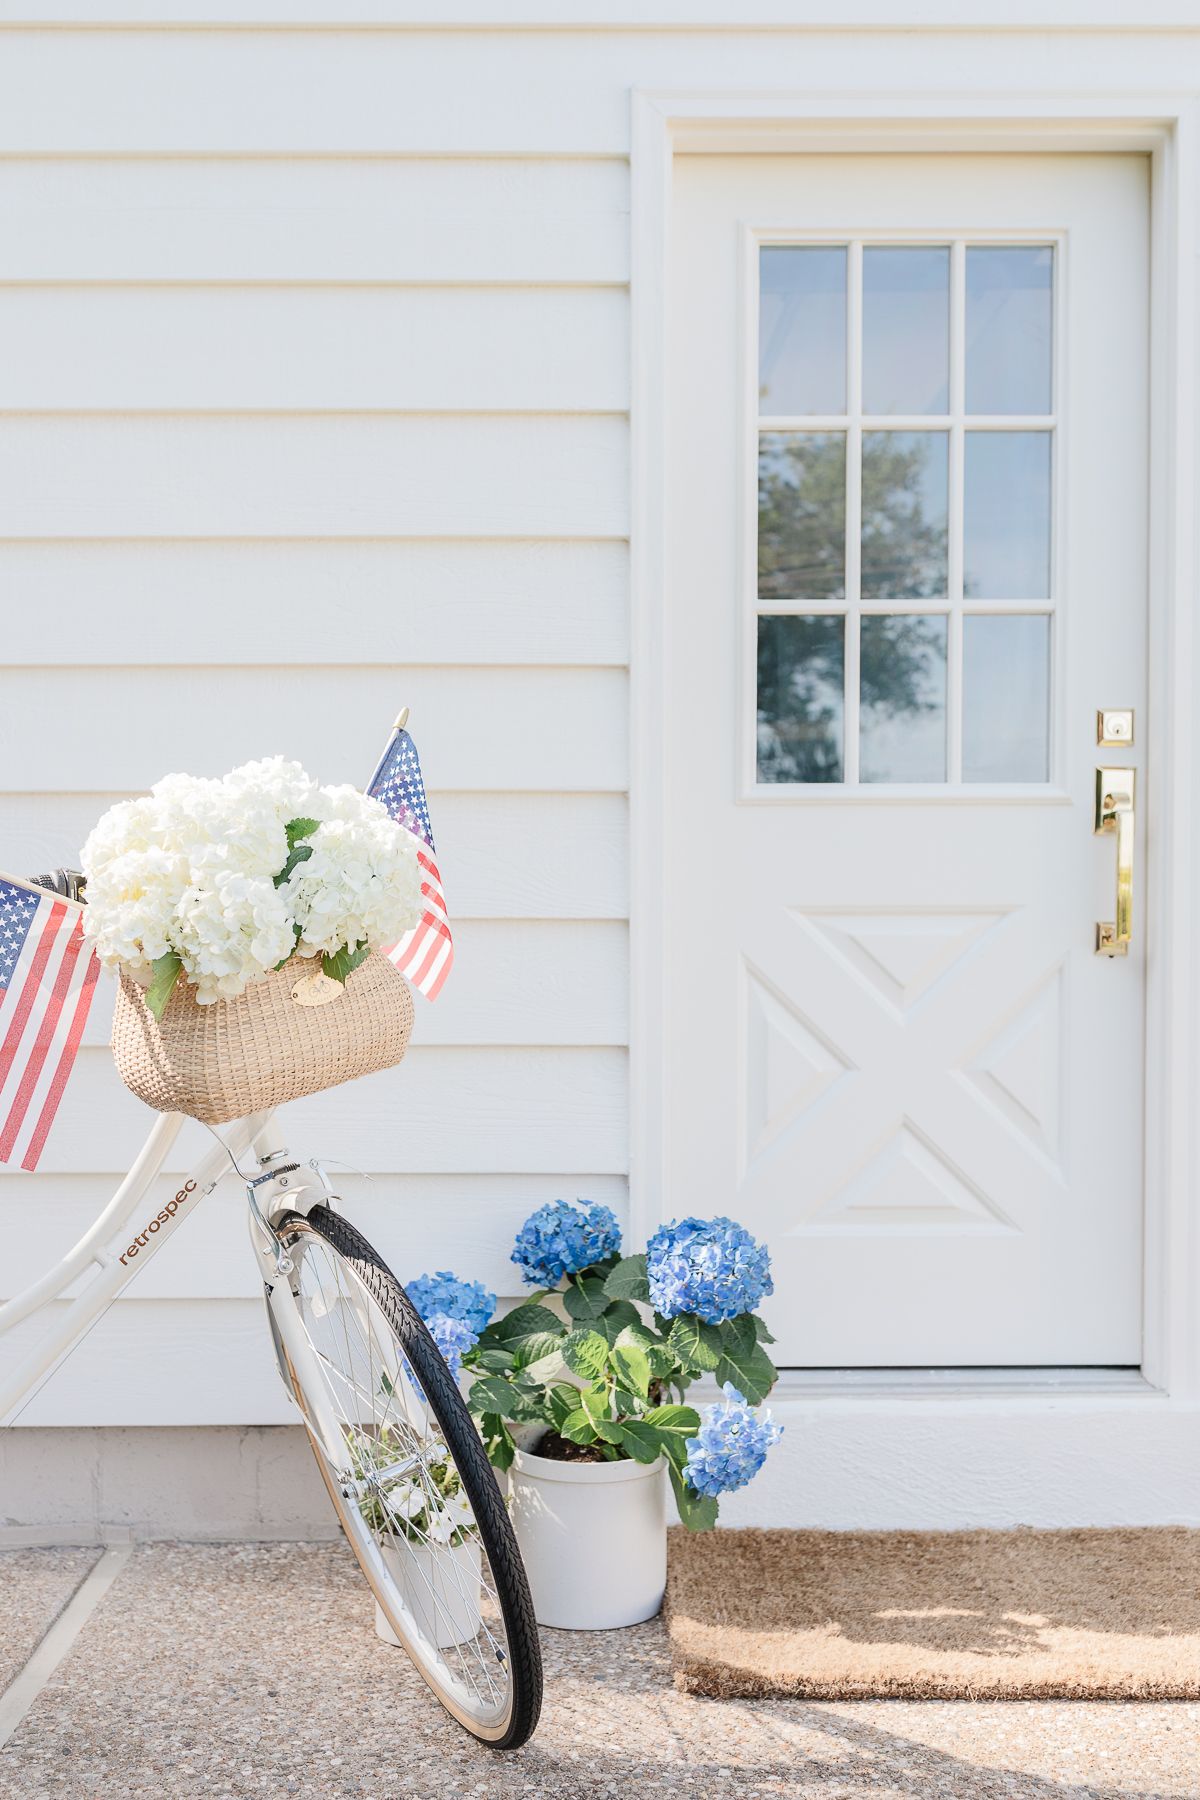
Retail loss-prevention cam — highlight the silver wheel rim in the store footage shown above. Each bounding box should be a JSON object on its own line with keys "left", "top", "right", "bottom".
{"left": 282, "top": 1221, "right": 515, "bottom": 1737}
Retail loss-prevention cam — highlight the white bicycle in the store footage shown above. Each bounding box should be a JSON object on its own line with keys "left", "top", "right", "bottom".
{"left": 0, "top": 869, "right": 543, "bottom": 1751}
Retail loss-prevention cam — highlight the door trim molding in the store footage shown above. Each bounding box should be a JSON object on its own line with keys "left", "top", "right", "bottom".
{"left": 629, "top": 88, "right": 1200, "bottom": 1405}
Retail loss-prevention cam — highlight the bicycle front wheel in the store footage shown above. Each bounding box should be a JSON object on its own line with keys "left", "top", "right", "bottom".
{"left": 273, "top": 1205, "right": 542, "bottom": 1750}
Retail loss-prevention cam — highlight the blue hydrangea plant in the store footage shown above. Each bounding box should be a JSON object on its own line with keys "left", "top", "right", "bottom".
{"left": 406, "top": 1270, "right": 496, "bottom": 1383}
{"left": 462, "top": 1201, "right": 781, "bottom": 1529}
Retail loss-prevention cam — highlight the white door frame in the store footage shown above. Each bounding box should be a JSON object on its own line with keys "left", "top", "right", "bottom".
{"left": 630, "top": 89, "right": 1200, "bottom": 1466}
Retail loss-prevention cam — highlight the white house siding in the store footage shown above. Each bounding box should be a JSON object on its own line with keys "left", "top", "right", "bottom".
{"left": 2, "top": 4, "right": 1200, "bottom": 1440}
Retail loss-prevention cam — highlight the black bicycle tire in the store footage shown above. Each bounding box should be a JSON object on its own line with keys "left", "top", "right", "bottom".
{"left": 278, "top": 1203, "right": 543, "bottom": 1751}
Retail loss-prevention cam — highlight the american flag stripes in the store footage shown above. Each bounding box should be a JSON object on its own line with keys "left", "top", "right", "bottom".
{"left": 0, "top": 877, "right": 100, "bottom": 1171}
{"left": 368, "top": 727, "right": 454, "bottom": 1001}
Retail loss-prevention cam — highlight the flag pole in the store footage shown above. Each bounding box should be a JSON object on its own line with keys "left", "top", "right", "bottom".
{"left": 364, "top": 706, "right": 410, "bottom": 796}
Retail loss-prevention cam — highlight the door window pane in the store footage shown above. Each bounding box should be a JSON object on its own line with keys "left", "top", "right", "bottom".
{"left": 862, "top": 247, "right": 950, "bottom": 415}
{"left": 861, "top": 431, "right": 949, "bottom": 599}
{"left": 758, "top": 432, "right": 846, "bottom": 599}
{"left": 964, "top": 432, "right": 1051, "bottom": 599}
{"left": 860, "top": 614, "right": 948, "bottom": 783}
{"left": 757, "top": 615, "right": 845, "bottom": 783}
{"left": 966, "top": 247, "right": 1053, "bottom": 416}
{"left": 759, "top": 247, "right": 847, "bottom": 415}
{"left": 962, "top": 615, "right": 1050, "bottom": 782}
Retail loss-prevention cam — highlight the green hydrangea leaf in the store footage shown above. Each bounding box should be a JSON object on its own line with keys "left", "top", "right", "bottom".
{"left": 604, "top": 1254, "right": 651, "bottom": 1304}
{"left": 546, "top": 1384, "right": 583, "bottom": 1431}
{"left": 465, "top": 1374, "right": 520, "bottom": 1417}
{"left": 615, "top": 1420, "right": 664, "bottom": 1465}
{"left": 713, "top": 1340, "right": 777, "bottom": 1406}
{"left": 641, "top": 1403, "right": 701, "bottom": 1469}
{"left": 610, "top": 1341, "right": 651, "bottom": 1399}
{"left": 485, "top": 1303, "right": 563, "bottom": 1347}
{"left": 144, "top": 951, "right": 183, "bottom": 1020}
{"left": 560, "top": 1408, "right": 599, "bottom": 1447}
{"left": 669, "top": 1314, "right": 725, "bottom": 1373}
{"left": 721, "top": 1314, "right": 758, "bottom": 1359}
{"left": 510, "top": 1330, "right": 566, "bottom": 1371}
{"left": 561, "top": 1329, "right": 609, "bottom": 1384}
{"left": 321, "top": 940, "right": 370, "bottom": 984}
{"left": 668, "top": 1461, "right": 719, "bottom": 1532}
{"left": 595, "top": 1299, "right": 643, "bottom": 1344}
{"left": 563, "top": 1277, "right": 610, "bottom": 1322}
{"left": 481, "top": 1414, "right": 516, "bottom": 1473}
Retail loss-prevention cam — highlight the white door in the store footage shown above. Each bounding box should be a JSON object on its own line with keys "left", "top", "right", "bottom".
{"left": 662, "top": 153, "right": 1147, "bottom": 1367}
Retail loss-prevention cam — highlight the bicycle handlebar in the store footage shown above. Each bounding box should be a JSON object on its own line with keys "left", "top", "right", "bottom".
{"left": 26, "top": 868, "right": 87, "bottom": 903}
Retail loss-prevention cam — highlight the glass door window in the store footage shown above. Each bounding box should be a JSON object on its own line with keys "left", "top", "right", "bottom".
{"left": 755, "top": 241, "right": 1055, "bottom": 787}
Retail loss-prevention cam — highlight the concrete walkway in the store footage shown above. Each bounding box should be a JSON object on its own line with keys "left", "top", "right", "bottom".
{"left": 0, "top": 1543, "right": 1197, "bottom": 1799}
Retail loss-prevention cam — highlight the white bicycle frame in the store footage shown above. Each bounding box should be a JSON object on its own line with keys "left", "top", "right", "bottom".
{"left": 0, "top": 1107, "right": 351, "bottom": 1471}
{"left": 0, "top": 706, "right": 417, "bottom": 1461}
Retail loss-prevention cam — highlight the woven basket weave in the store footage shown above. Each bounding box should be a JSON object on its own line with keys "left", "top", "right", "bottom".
{"left": 112, "top": 950, "right": 414, "bottom": 1125}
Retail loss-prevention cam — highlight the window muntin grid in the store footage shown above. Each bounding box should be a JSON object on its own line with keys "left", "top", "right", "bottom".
{"left": 754, "top": 239, "right": 1055, "bottom": 789}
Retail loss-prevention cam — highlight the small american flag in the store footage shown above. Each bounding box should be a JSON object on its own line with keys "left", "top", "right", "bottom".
{"left": 368, "top": 726, "right": 454, "bottom": 1001}
{"left": 0, "top": 876, "right": 100, "bottom": 1171}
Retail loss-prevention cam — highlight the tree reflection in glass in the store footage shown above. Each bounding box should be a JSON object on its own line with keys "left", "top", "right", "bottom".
{"left": 757, "top": 615, "right": 844, "bottom": 783}
{"left": 860, "top": 614, "right": 948, "bottom": 782}
{"left": 757, "top": 433, "right": 846, "bottom": 600}
{"left": 861, "top": 432, "right": 948, "bottom": 598}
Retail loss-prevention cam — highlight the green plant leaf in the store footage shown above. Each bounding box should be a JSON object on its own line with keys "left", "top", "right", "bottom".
{"left": 614, "top": 1420, "right": 663, "bottom": 1465}
{"left": 286, "top": 816, "right": 320, "bottom": 847}
{"left": 510, "top": 1330, "right": 566, "bottom": 1371}
{"left": 669, "top": 1314, "right": 725, "bottom": 1374}
{"left": 563, "top": 1276, "right": 610, "bottom": 1322}
{"left": 471, "top": 1348, "right": 516, "bottom": 1375}
{"left": 579, "top": 1384, "right": 623, "bottom": 1441}
{"left": 641, "top": 1403, "right": 701, "bottom": 1469}
{"left": 321, "top": 940, "right": 370, "bottom": 984}
{"left": 546, "top": 1384, "right": 582, "bottom": 1432}
{"left": 610, "top": 1341, "right": 651, "bottom": 1399}
{"left": 273, "top": 841, "right": 313, "bottom": 888}
{"left": 560, "top": 1408, "right": 599, "bottom": 1447}
{"left": 595, "top": 1299, "right": 643, "bottom": 1344}
{"left": 668, "top": 1461, "right": 719, "bottom": 1532}
{"left": 465, "top": 1374, "right": 520, "bottom": 1417}
{"left": 144, "top": 951, "right": 183, "bottom": 1020}
{"left": 561, "top": 1328, "right": 609, "bottom": 1384}
{"left": 485, "top": 1303, "right": 563, "bottom": 1347}
{"left": 753, "top": 1315, "right": 777, "bottom": 1345}
{"left": 721, "top": 1314, "right": 758, "bottom": 1360}
{"left": 480, "top": 1414, "right": 515, "bottom": 1473}
{"left": 604, "top": 1254, "right": 651, "bottom": 1304}
{"left": 713, "top": 1339, "right": 777, "bottom": 1406}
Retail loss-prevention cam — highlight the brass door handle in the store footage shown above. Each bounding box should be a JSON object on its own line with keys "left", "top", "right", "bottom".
{"left": 1095, "top": 766, "right": 1135, "bottom": 956}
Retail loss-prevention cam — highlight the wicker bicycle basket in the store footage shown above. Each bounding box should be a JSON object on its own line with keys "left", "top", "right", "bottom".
{"left": 111, "top": 949, "right": 414, "bottom": 1125}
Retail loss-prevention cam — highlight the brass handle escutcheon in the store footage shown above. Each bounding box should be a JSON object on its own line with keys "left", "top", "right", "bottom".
{"left": 1095, "top": 766, "right": 1135, "bottom": 956}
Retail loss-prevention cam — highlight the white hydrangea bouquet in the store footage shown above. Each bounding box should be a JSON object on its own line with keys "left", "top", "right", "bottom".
{"left": 84, "top": 758, "right": 424, "bottom": 1124}
{"left": 83, "top": 756, "right": 421, "bottom": 1017}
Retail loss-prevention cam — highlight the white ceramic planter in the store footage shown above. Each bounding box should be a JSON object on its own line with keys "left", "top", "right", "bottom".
{"left": 374, "top": 1536, "right": 483, "bottom": 1649}
{"left": 508, "top": 1446, "right": 666, "bottom": 1630}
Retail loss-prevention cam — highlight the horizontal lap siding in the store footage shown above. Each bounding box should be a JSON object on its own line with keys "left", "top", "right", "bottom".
{"left": 0, "top": 97, "right": 633, "bottom": 1424}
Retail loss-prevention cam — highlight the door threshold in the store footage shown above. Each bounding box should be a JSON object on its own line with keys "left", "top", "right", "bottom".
{"left": 770, "top": 1366, "right": 1157, "bottom": 1399}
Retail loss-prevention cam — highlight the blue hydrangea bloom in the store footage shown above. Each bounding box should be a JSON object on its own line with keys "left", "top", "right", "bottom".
{"left": 645, "top": 1215, "right": 774, "bottom": 1323}
{"left": 407, "top": 1270, "right": 495, "bottom": 1336}
{"left": 425, "top": 1311, "right": 478, "bottom": 1380}
{"left": 510, "top": 1200, "right": 622, "bottom": 1287}
{"left": 683, "top": 1383, "right": 783, "bottom": 1498}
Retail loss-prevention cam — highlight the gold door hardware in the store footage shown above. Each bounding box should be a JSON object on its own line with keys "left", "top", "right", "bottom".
{"left": 1097, "top": 709, "right": 1135, "bottom": 747}
{"left": 1095, "top": 766, "right": 1135, "bottom": 956}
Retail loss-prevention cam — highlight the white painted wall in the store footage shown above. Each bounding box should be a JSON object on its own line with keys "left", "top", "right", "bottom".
{"left": 2, "top": 3, "right": 1200, "bottom": 1444}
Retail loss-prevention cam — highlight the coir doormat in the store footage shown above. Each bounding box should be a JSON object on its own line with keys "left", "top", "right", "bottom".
{"left": 665, "top": 1526, "right": 1200, "bottom": 1700}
